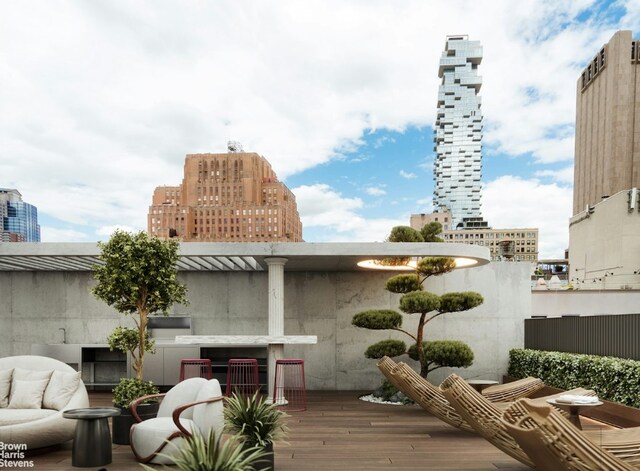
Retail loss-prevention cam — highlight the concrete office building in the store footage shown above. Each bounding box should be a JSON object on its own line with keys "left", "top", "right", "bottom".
{"left": 149, "top": 143, "right": 303, "bottom": 242}
{"left": 410, "top": 212, "right": 539, "bottom": 262}
{"left": 0, "top": 188, "right": 40, "bottom": 242}
{"left": 573, "top": 30, "right": 640, "bottom": 216}
{"left": 433, "top": 35, "right": 483, "bottom": 229}
{"left": 569, "top": 31, "right": 640, "bottom": 288}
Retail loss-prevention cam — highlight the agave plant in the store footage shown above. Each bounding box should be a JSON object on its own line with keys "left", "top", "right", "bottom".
{"left": 224, "top": 391, "right": 289, "bottom": 447}
{"left": 141, "top": 429, "right": 265, "bottom": 471}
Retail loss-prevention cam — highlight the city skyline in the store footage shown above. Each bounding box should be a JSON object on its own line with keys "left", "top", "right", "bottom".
{"left": 1, "top": 1, "right": 635, "bottom": 258}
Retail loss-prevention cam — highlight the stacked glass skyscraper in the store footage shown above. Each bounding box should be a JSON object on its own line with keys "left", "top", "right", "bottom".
{"left": 0, "top": 189, "right": 41, "bottom": 242}
{"left": 433, "top": 35, "right": 483, "bottom": 229}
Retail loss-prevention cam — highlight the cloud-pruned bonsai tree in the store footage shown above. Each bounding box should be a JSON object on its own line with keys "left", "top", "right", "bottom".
{"left": 92, "top": 230, "right": 188, "bottom": 381}
{"left": 352, "top": 224, "right": 483, "bottom": 378}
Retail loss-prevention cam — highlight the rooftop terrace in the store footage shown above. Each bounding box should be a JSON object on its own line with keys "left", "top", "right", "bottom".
{"left": 27, "top": 390, "right": 612, "bottom": 471}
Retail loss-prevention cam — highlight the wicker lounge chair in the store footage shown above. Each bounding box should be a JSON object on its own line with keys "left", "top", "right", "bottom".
{"left": 503, "top": 399, "right": 638, "bottom": 471}
{"left": 502, "top": 399, "right": 640, "bottom": 470}
{"left": 377, "top": 356, "right": 544, "bottom": 433}
{"left": 440, "top": 373, "right": 597, "bottom": 468}
{"left": 377, "top": 356, "right": 475, "bottom": 433}
{"left": 481, "top": 376, "right": 544, "bottom": 402}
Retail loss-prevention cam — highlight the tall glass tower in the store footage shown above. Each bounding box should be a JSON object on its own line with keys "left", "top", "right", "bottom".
{"left": 0, "top": 189, "right": 41, "bottom": 242}
{"left": 433, "top": 35, "right": 483, "bottom": 229}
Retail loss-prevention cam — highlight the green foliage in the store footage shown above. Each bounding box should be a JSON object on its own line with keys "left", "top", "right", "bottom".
{"left": 399, "top": 291, "right": 440, "bottom": 314}
{"left": 352, "top": 310, "right": 402, "bottom": 330}
{"left": 112, "top": 378, "right": 159, "bottom": 409}
{"left": 380, "top": 379, "right": 398, "bottom": 401}
{"left": 385, "top": 274, "right": 423, "bottom": 293}
{"left": 387, "top": 226, "right": 423, "bottom": 242}
{"left": 416, "top": 257, "right": 456, "bottom": 278}
{"left": 420, "top": 222, "right": 444, "bottom": 242}
{"left": 107, "top": 326, "right": 155, "bottom": 356}
{"left": 224, "top": 392, "right": 289, "bottom": 447}
{"left": 92, "top": 230, "right": 188, "bottom": 380}
{"left": 408, "top": 340, "right": 473, "bottom": 366}
{"left": 92, "top": 230, "right": 188, "bottom": 316}
{"left": 364, "top": 339, "right": 407, "bottom": 359}
{"left": 141, "top": 429, "right": 266, "bottom": 471}
{"left": 509, "top": 349, "right": 640, "bottom": 408}
{"left": 438, "top": 292, "right": 484, "bottom": 313}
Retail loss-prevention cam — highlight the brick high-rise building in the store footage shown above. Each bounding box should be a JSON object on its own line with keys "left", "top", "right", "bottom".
{"left": 148, "top": 143, "right": 303, "bottom": 242}
{"left": 573, "top": 30, "right": 640, "bottom": 215}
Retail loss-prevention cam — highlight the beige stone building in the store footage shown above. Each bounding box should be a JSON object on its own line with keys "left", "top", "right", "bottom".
{"left": 148, "top": 145, "right": 303, "bottom": 242}
{"left": 410, "top": 212, "right": 539, "bottom": 262}
{"left": 573, "top": 30, "right": 640, "bottom": 216}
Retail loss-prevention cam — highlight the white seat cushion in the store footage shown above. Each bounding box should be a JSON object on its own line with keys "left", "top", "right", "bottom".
{"left": 10, "top": 368, "right": 52, "bottom": 404}
{"left": 0, "top": 408, "right": 57, "bottom": 426}
{"left": 157, "top": 377, "right": 207, "bottom": 420}
{"left": 0, "top": 369, "right": 13, "bottom": 408}
{"left": 43, "top": 370, "right": 81, "bottom": 410}
{"left": 131, "top": 416, "right": 196, "bottom": 464}
{"left": 8, "top": 379, "right": 49, "bottom": 409}
{"left": 193, "top": 379, "right": 224, "bottom": 438}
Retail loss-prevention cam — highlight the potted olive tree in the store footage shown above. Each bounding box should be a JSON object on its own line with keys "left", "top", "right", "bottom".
{"left": 224, "top": 392, "right": 289, "bottom": 471}
{"left": 92, "top": 230, "right": 188, "bottom": 444}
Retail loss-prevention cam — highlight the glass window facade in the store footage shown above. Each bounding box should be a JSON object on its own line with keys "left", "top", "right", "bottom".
{"left": 1, "top": 189, "right": 41, "bottom": 242}
{"left": 433, "top": 36, "right": 483, "bottom": 229}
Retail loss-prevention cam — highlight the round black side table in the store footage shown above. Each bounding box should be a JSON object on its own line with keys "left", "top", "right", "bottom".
{"left": 63, "top": 407, "right": 121, "bottom": 468}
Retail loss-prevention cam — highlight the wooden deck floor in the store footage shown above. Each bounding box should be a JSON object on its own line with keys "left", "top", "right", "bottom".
{"left": 23, "top": 391, "right": 609, "bottom": 471}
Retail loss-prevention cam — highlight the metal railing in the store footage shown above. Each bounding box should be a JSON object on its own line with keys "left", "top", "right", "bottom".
{"left": 524, "top": 313, "right": 640, "bottom": 360}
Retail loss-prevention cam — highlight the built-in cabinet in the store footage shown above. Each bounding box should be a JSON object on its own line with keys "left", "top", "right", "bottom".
{"left": 32, "top": 343, "right": 268, "bottom": 390}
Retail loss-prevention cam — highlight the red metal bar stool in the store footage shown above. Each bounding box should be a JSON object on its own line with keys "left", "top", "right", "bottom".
{"left": 179, "top": 358, "right": 213, "bottom": 381}
{"left": 226, "top": 359, "right": 260, "bottom": 396}
{"left": 273, "top": 358, "right": 306, "bottom": 411}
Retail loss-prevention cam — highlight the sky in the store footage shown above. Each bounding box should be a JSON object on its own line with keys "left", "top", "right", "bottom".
{"left": 1, "top": 0, "right": 637, "bottom": 259}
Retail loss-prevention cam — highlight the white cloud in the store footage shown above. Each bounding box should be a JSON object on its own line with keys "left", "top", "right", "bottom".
{"left": 482, "top": 175, "right": 572, "bottom": 259}
{"left": 0, "top": 1, "right": 631, "bottom": 242}
{"left": 399, "top": 170, "right": 417, "bottom": 179}
{"left": 96, "top": 225, "right": 140, "bottom": 237}
{"left": 365, "top": 186, "right": 387, "bottom": 196}
{"left": 535, "top": 167, "right": 574, "bottom": 184}
{"left": 40, "top": 227, "right": 90, "bottom": 243}
{"left": 294, "top": 184, "right": 405, "bottom": 240}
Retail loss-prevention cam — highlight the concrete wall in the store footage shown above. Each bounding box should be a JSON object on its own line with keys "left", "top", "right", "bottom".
{"left": 0, "top": 262, "right": 530, "bottom": 389}
{"left": 569, "top": 189, "right": 640, "bottom": 289}
{"left": 532, "top": 290, "right": 640, "bottom": 317}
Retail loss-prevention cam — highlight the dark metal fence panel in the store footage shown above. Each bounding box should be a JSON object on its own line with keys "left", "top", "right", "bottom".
{"left": 525, "top": 314, "right": 640, "bottom": 360}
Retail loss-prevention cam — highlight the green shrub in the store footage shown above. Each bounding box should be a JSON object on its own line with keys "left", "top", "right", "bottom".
{"left": 352, "top": 310, "right": 402, "bottom": 330}
{"left": 112, "top": 378, "right": 159, "bottom": 409}
{"left": 438, "top": 292, "right": 484, "bottom": 312}
{"left": 387, "top": 226, "right": 423, "bottom": 242}
{"left": 364, "top": 339, "right": 407, "bottom": 359}
{"left": 509, "top": 349, "right": 640, "bottom": 408}
{"left": 399, "top": 291, "right": 440, "bottom": 314}
{"left": 380, "top": 379, "right": 398, "bottom": 401}
{"left": 416, "top": 257, "right": 456, "bottom": 277}
{"left": 385, "top": 274, "right": 422, "bottom": 294}
{"left": 408, "top": 340, "right": 474, "bottom": 370}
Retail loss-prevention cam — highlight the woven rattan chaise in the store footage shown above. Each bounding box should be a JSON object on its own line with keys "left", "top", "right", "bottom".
{"left": 440, "top": 373, "right": 598, "bottom": 468}
{"left": 502, "top": 399, "right": 640, "bottom": 471}
{"left": 377, "top": 356, "right": 544, "bottom": 434}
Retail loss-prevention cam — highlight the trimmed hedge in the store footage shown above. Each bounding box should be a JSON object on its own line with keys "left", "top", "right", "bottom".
{"left": 509, "top": 348, "right": 640, "bottom": 408}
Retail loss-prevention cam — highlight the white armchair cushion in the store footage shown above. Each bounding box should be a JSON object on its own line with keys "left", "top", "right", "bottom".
{"left": 157, "top": 377, "right": 207, "bottom": 419}
{"left": 131, "top": 417, "right": 195, "bottom": 464}
{"left": 0, "top": 408, "right": 57, "bottom": 425}
{"left": 8, "top": 379, "right": 49, "bottom": 409}
{"left": 0, "top": 369, "right": 13, "bottom": 408}
{"left": 10, "top": 368, "right": 52, "bottom": 404}
{"left": 42, "top": 370, "right": 81, "bottom": 411}
{"left": 193, "top": 379, "right": 224, "bottom": 437}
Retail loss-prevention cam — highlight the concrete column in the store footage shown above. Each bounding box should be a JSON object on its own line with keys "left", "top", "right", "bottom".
{"left": 265, "top": 257, "right": 287, "bottom": 401}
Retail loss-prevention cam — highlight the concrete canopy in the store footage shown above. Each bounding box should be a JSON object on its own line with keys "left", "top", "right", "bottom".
{"left": 0, "top": 242, "right": 490, "bottom": 272}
